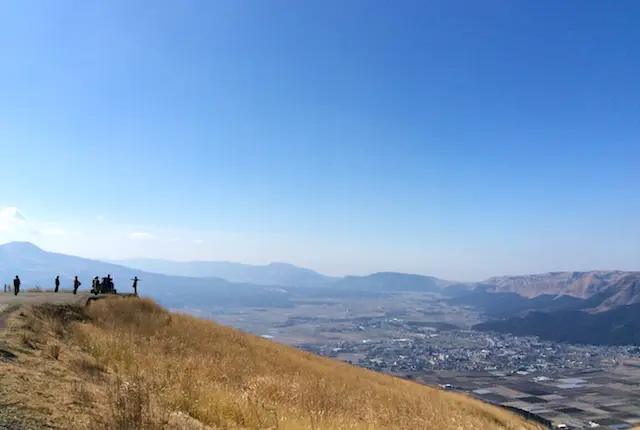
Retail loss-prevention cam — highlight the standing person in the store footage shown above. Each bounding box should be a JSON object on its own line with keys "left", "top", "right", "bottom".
{"left": 13, "top": 276, "right": 20, "bottom": 296}
{"left": 73, "top": 276, "right": 81, "bottom": 295}
{"left": 54, "top": 276, "right": 60, "bottom": 293}
{"left": 92, "top": 276, "right": 100, "bottom": 295}
{"left": 131, "top": 276, "right": 139, "bottom": 296}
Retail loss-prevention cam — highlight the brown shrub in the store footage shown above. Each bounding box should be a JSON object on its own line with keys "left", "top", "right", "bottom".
{"left": 94, "top": 374, "right": 169, "bottom": 430}
{"left": 47, "top": 342, "right": 61, "bottom": 360}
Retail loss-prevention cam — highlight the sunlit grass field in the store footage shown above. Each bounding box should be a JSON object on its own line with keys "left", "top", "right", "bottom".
{"left": 0, "top": 297, "right": 544, "bottom": 429}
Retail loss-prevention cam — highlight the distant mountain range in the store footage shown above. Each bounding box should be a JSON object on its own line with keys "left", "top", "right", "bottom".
{"left": 0, "top": 242, "right": 293, "bottom": 309}
{"left": 470, "top": 273, "right": 640, "bottom": 346}
{"left": 3, "top": 241, "right": 640, "bottom": 345}
{"left": 3, "top": 242, "right": 638, "bottom": 308}
{"left": 110, "top": 259, "right": 457, "bottom": 297}
{"left": 110, "top": 258, "right": 338, "bottom": 288}
{"left": 482, "top": 271, "right": 631, "bottom": 298}
{"left": 0, "top": 242, "right": 453, "bottom": 308}
{"left": 6, "top": 241, "right": 635, "bottom": 303}
{"left": 287, "top": 272, "right": 452, "bottom": 299}
{"left": 448, "top": 273, "right": 640, "bottom": 319}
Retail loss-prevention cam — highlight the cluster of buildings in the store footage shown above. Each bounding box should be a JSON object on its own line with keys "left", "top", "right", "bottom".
{"left": 300, "top": 328, "right": 639, "bottom": 375}
{"left": 295, "top": 321, "right": 640, "bottom": 429}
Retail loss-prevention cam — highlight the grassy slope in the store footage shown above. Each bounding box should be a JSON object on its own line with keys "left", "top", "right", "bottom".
{"left": 0, "top": 297, "right": 543, "bottom": 430}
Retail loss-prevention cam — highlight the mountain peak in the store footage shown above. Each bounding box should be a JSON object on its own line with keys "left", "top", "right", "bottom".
{"left": 0, "top": 241, "right": 44, "bottom": 253}
{"left": 266, "top": 262, "right": 296, "bottom": 268}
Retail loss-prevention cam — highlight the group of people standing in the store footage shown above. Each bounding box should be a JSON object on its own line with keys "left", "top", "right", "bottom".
{"left": 90, "top": 274, "right": 115, "bottom": 295}
{"left": 5, "top": 275, "right": 139, "bottom": 296}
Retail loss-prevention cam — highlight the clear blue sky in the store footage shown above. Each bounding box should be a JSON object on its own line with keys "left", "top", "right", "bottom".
{"left": 1, "top": 1, "right": 639, "bottom": 280}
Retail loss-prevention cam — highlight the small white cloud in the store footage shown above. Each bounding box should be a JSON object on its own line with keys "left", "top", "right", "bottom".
{"left": 0, "top": 207, "right": 27, "bottom": 232}
{"left": 41, "top": 228, "right": 66, "bottom": 236}
{"left": 129, "top": 232, "right": 157, "bottom": 240}
{"left": 192, "top": 239, "right": 204, "bottom": 245}
{"left": 168, "top": 237, "right": 181, "bottom": 243}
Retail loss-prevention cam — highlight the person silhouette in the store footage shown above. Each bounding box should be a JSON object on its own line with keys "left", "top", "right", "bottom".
{"left": 73, "top": 276, "right": 82, "bottom": 295}
{"left": 13, "top": 275, "right": 20, "bottom": 296}
{"left": 131, "top": 276, "right": 139, "bottom": 296}
{"left": 92, "top": 276, "right": 100, "bottom": 295}
{"left": 54, "top": 276, "right": 60, "bottom": 293}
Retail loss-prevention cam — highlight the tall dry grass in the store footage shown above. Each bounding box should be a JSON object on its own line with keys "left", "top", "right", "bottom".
{"left": 60, "top": 297, "right": 542, "bottom": 430}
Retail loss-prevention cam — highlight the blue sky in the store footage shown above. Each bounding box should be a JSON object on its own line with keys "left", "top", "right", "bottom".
{"left": 1, "top": 1, "right": 639, "bottom": 280}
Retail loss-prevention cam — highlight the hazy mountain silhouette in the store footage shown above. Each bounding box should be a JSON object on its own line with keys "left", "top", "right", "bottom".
{"left": 112, "top": 258, "right": 337, "bottom": 287}
{"left": 473, "top": 303, "right": 640, "bottom": 346}
{"left": 4, "top": 241, "right": 639, "bottom": 322}
{"left": 292, "top": 272, "right": 451, "bottom": 299}
{"left": 439, "top": 282, "right": 484, "bottom": 298}
{"left": 0, "top": 242, "right": 292, "bottom": 308}
{"left": 333, "top": 272, "right": 449, "bottom": 291}
{"left": 113, "top": 260, "right": 463, "bottom": 299}
{"left": 447, "top": 291, "right": 584, "bottom": 318}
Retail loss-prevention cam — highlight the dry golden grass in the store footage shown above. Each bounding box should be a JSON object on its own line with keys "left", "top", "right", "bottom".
{"left": 0, "top": 298, "right": 545, "bottom": 430}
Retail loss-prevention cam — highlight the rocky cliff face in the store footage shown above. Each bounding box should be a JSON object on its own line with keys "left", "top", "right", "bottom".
{"left": 483, "top": 271, "right": 633, "bottom": 298}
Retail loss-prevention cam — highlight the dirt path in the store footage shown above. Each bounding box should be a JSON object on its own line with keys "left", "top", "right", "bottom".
{"left": 0, "top": 294, "right": 90, "bottom": 428}
{"left": 0, "top": 293, "right": 101, "bottom": 428}
{"left": 0, "top": 292, "right": 91, "bottom": 330}
{"left": 0, "top": 292, "right": 143, "bottom": 429}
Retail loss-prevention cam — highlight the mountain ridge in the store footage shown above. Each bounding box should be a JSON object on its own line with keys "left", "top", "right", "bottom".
{"left": 2, "top": 242, "right": 639, "bottom": 311}
{"left": 473, "top": 302, "right": 640, "bottom": 346}
{"left": 472, "top": 273, "right": 640, "bottom": 345}
{"left": 110, "top": 257, "right": 338, "bottom": 288}
{"left": 595, "top": 273, "right": 640, "bottom": 311}
{"left": 0, "top": 241, "right": 294, "bottom": 309}
{"left": 482, "top": 270, "right": 635, "bottom": 298}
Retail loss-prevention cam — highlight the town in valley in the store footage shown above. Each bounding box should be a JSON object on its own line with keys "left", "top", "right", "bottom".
{"left": 206, "top": 292, "right": 640, "bottom": 430}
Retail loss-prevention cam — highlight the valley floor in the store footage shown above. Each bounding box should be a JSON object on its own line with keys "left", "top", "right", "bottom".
{"left": 411, "top": 365, "right": 640, "bottom": 429}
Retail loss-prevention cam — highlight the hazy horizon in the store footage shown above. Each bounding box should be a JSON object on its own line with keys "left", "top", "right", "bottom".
{"left": 1, "top": 2, "right": 639, "bottom": 281}
{"left": 0, "top": 238, "right": 636, "bottom": 283}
